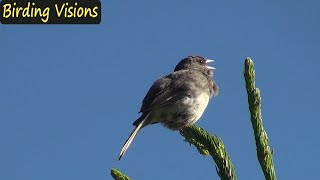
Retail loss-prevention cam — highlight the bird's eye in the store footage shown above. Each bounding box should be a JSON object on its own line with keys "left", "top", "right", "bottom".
{"left": 200, "top": 59, "right": 204, "bottom": 64}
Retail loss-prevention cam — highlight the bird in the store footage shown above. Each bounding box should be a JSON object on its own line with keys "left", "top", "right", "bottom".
{"left": 118, "top": 55, "right": 219, "bottom": 160}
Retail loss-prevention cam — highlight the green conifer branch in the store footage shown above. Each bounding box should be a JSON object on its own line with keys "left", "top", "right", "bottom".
{"left": 111, "top": 168, "right": 131, "bottom": 180}
{"left": 244, "top": 57, "right": 277, "bottom": 180}
{"left": 180, "top": 125, "right": 237, "bottom": 180}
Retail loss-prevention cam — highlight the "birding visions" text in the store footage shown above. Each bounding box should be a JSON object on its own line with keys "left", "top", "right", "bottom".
{"left": 0, "top": 0, "right": 101, "bottom": 24}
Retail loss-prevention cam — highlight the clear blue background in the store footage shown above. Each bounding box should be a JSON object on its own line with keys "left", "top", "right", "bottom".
{"left": 1, "top": 0, "right": 319, "bottom": 179}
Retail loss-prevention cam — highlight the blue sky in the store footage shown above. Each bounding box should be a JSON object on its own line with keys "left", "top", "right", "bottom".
{"left": 1, "top": 0, "right": 319, "bottom": 179}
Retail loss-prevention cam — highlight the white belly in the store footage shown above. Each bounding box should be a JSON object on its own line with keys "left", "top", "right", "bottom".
{"left": 192, "top": 93, "right": 210, "bottom": 121}
{"left": 151, "top": 92, "right": 210, "bottom": 130}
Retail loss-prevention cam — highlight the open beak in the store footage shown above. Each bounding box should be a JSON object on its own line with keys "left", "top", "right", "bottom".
{"left": 205, "top": 59, "right": 215, "bottom": 70}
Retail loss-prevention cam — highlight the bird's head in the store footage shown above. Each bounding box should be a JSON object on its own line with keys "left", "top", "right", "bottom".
{"left": 174, "top": 56, "right": 215, "bottom": 74}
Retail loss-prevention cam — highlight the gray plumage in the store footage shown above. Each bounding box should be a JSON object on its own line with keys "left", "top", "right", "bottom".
{"left": 119, "top": 55, "right": 219, "bottom": 160}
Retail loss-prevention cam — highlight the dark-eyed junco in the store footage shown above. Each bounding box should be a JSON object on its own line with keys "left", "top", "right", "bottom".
{"left": 119, "top": 55, "right": 219, "bottom": 160}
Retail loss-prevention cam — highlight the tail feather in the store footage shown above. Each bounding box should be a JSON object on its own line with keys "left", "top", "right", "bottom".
{"left": 118, "top": 113, "right": 150, "bottom": 160}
